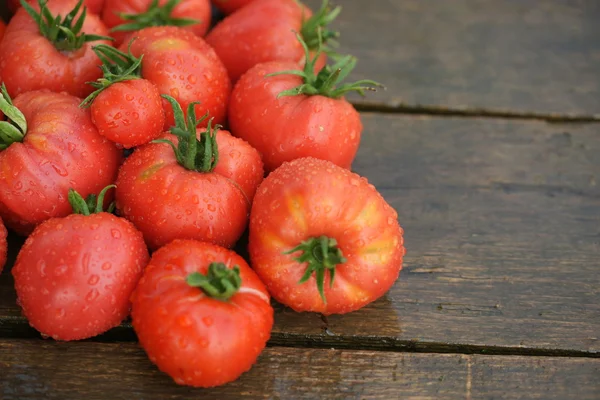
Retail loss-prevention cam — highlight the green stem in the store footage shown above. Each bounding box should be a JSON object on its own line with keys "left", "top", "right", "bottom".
{"left": 0, "top": 83, "right": 27, "bottom": 148}
{"left": 300, "top": 0, "right": 341, "bottom": 53}
{"left": 284, "top": 236, "right": 347, "bottom": 303}
{"left": 68, "top": 185, "right": 116, "bottom": 215}
{"left": 186, "top": 263, "right": 242, "bottom": 301}
{"left": 111, "top": 0, "right": 198, "bottom": 33}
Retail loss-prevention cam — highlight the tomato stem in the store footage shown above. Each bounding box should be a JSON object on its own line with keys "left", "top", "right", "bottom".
{"left": 111, "top": 0, "right": 199, "bottom": 33}
{"left": 153, "top": 95, "right": 220, "bottom": 173}
{"left": 285, "top": 236, "right": 347, "bottom": 304}
{"left": 20, "top": 0, "right": 112, "bottom": 53}
{"left": 0, "top": 83, "right": 27, "bottom": 149}
{"left": 187, "top": 263, "right": 242, "bottom": 301}
{"left": 300, "top": 0, "right": 340, "bottom": 54}
{"left": 68, "top": 185, "right": 116, "bottom": 215}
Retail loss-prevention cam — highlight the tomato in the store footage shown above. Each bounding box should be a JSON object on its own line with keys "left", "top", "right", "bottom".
{"left": 0, "top": 89, "right": 121, "bottom": 235}
{"left": 229, "top": 47, "right": 382, "bottom": 172}
{"left": 12, "top": 186, "right": 149, "bottom": 341}
{"left": 103, "top": 0, "right": 211, "bottom": 46}
{"left": 0, "top": 0, "right": 110, "bottom": 98}
{"left": 210, "top": 0, "right": 255, "bottom": 15}
{"left": 206, "top": 0, "right": 338, "bottom": 82}
{"left": 131, "top": 239, "right": 273, "bottom": 387}
{"left": 0, "top": 216, "right": 7, "bottom": 274}
{"left": 81, "top": 45, "right": 166, "bottom": 149}
{"left": 123, "top": 26, "right": 231, "bottom": 129}
{"left": 115, "top": 96, "right": 263, "bottom": 250}
{"left": 0, "top": 20, "right": 5, "bottom": 43}
{"left": 10, "top": 0, "right": 105, "bottom": 15}
{"left": 248, "top": 157, "right": 405, "bottom": 315}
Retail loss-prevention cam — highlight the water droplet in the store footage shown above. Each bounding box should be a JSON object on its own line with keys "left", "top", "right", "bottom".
{"left": 54, "top": 265, "right": 68, "bottom": 276}
{"left": 37, "top": 259, "right": 47, "bottom": 277}
{"left": 387, "top": 216, "right": 396, "bottom": 225}
{"left": 86, "top": 289, "right": 100, "bottom": 302}
{"left": 202, "top": 316, "right": 213, "bottom": 327}
{"left": 111, "top": 229, "right": 121, "bottom": 239}
{"left": 101, "top": 262, "right": 112, "bottom": 270}
{"left": 187, "top": 74, "right": 197, "bottom": 84}
{"left": 207, "top": 204, "right": 216, "bottom": 212}
{"left": 177, "top": 315, "right": 192, "bottom": 327}
{"left": 114, "top": 112, "right": 122, "bottom": 120}
{"left": 14, "top": 181, "right": 23, "bottom": 190}
{"left": 82, "top": 253, "right": 90, "bottom": 274}
{"left": 125, "top": 94, "right": 134, "bottom": 101}
{"left": 88, "top": 275, "right": 99, "bottom": 285}
{"left": 56, "top": 308, "right": 66, "bottom": 318}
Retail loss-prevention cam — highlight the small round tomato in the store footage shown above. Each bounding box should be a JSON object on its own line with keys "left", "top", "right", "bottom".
{"left": 124, "top": 26, "right": 231, "bottom": 129}
{"left": 116, "top": 96, "right": 263, "bottom": 250}
{"left": 131, "top": 239, "right": 273, "bottom": 387}
{"left": 0, "top": 89, "right": 121, "bottom": 235}
{"left": 12, "top": 187, "right": 150, "bottom": 341}
{"left": 0, "top": 0, "right": 111, "bottom": 98}
{"left": 249, "top": 157, "right": 405, "bottom": 315}
{"left": 103, "top": 0, "right": 211, "bottom": 46}
{"left": 0, "top": 216, "right": 7, "bottom": 274}
{"left": 210, "top": 0, "right": 255, "bottom": 14}
{"left": 206, "top": 0, "right": 336, "bottom": 82}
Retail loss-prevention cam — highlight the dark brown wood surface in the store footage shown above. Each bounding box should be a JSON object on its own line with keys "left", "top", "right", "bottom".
{"left": 304, "top": 0, "right": 600, "bottom": 118}
{"left": 2, "top": 339, "right": 600, "bottom": 400}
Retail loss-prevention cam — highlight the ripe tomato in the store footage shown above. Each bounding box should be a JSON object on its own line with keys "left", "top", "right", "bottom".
{"left": 0, "top": 216, "right": 7, "bottom": 274}
{"left": 131, "top": 239, "right": 273, "bottom": 387}
{"left": 0, "top": 20, "right": 5, "bottom": 42}
{"left": 210, "top": 0, "right": 255, "bottom": 15}
{"left": 123, "top": 26, "right": 231, "bottom": 129}
{"left": 206, "top": 0, "right": 336, "bottom": 82}
{"left": 103, "top": 0, "right": 211, "bottom": 46}
{"left": 10, "top": 0, "right": 105, "bottom": 14}
{"left": 115, "top": 96, "right": 263, "bottom": 250}
{"left": 248, "top": 157, "right": 405, "bottom": 315}
{"left": 0, "top": 0, "right": 111, "bottom": 98}
{"left": 0, "top": 89, "right": 121, "bottom": 235}
{"left": 12, "top": 187, "right": 150, "bottom": 341}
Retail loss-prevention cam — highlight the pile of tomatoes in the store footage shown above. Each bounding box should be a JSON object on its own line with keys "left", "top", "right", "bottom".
{"left": 0, "top": 0, "right": 405, "bottom": 388}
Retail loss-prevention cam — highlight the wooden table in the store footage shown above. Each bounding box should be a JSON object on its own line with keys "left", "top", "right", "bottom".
{"left": 1, "top": 1, "right": 599, "bottom": 398}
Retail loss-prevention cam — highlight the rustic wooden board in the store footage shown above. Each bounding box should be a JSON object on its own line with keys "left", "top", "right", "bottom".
{"left": 303, "top": 0, "right": 600, "bottom": 117}
{"left": 1, "top": 114, "right": 598, "bottom": 354}
{"left": 1, "top": 339, "right": 599, "bottom": 400}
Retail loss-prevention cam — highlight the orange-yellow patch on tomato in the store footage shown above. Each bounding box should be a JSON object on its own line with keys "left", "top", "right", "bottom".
{"left": 256, "top": 229, "right": 287, "bottom": 251}
{"left": 337, "top": 275, "right": 371, "bottom": 303}
{"left": 285, "top": 194, "right": 307, "bottom": 232}
{"left": 138, "top": 162, "right": 165, "bottom": 181}
{"left": 26, "top": 135, "right": 48, "bottom": 151}
{"left": 149, "top": 38, "right": 190, "bottom": 52}
{"left": 353, "top": 200, "right": 381, "bottom": 229}
{"left": 357, "top": 237, "right": 397, "bottom": 265}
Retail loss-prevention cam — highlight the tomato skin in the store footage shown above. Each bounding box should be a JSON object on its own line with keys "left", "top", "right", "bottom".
{"left": 0, "top": 0, "right": 110, "bottom": 98}
{"left": 0, "top": 91, "right": 121, "bottom": 235}
{"left": 131, "top": 239, "right": 273, "bottom": 387}
{"left": 12, "top": 213, "right": 149, "bottom": 341}
{"left": 248, "top": 157, "right": 405, "bottom": 315}
{"left": 103, "top": 0, "right": 211, "bottom": 46}
{"left": 229, "top": 61, "right": 362, "bottom": 172}
{"left": 123, "top": 26, "right": 231, "bottom": 129}
{"left": 0, "top": 216, "right": 7, "bottom": 274}
{"left": 9, "top": 0, "right": 105, "bottom": 14}
{"left": 0, "top": 20, "right": 5, "bottom": 43}
{"left": 206, "top": 0, "right": 326, "bottom": 82}
{"left": 115, "top": 130, "right": 262, "bottom": 250}
{"left": 210, "top": 0, "right": 255, "bottom": 14}
{"left": 91, "top": 79, "right": 165, "bottom": 148}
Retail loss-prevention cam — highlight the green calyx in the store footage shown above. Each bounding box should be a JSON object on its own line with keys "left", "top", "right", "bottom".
{"left": 267, "top": 31, "right": 383, "bottom": 99}
{"left": 187, "top": 263, "right": 242, "bottom": 301}
{"left": 153, "top": 95, "right": 220, "bottom": 173}
{"left": 300, "top": 0, "right": 341, "bottom": 52}
{"left": 285, "top": 236, "right": 347, "bottom": 304}
{"left": 68, "top": 185, "right": 116, "bottom": 216}
{"left": 80, "top": 42, "right": 143, "bottom": 107}
{"left": 111, "top": 0, "right": 199, "bottom": 33}
{"left": 21, "top": 0, "right": 113, "bottom": 52}
{"left": 0, "top": 83, "right": 27, "bottom": 150}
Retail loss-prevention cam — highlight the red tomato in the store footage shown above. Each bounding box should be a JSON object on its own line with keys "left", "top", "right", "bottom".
{"left": 206, "top": 0, "right": 335, "bottom": 82}
{"left": 123, "top": 26, "right": 231, "bottom": 129}
{"left": 131, "top": 239, "right": 273, "bottom": 387}
{"left": 12, "top": 188, "right": 149, "bottom": 341}
{"left": 248, "top": 157, "right": 405, "bottom": 315}
{"left": 229, "top": 61, "right": 362, "bottom": 172}
{"left": 90, "top": 78, "right": 165, "bottom": 149}
{"left": 210, "top": 0, "right": 255, "bottom": 14}
{"left": 0, "top": 0, "right": 110, "bottom": 98}
{"left": 0, "top": 20, "right": 5, "bottom": 42}
{"left": 103, "top": 0, "right": 211, "bottom": 46}
{"left": 116, "top": 98, "right": 263, "bottom": 250}
{"left": 0, "top": 216, "right": 7, "bottom": 274}
{"left": 0, "top": 90, "right": 121, "bottom": 235}
{"left": 10, "top": 0, "right": 105, "bottom": 14}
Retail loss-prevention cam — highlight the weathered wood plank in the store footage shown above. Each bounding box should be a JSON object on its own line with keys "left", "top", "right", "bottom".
{"left": 304, "top": 0, "right": 600, "bottom": 116}
{"left": 1, "top": 114, "right": 598, "bottom": 354}
{"left": 1, "top": 339, "right": 599, "bottom": 400}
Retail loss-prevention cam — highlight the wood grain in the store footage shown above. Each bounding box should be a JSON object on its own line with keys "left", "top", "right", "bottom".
{"left": 304, "top": 0, "right": 600, "bottom": 117}
{"left": 1, "top": 339, "right": 599, "bottom": 400}
{"left": 1, "top": 114, "right": 598, "bottom": 354}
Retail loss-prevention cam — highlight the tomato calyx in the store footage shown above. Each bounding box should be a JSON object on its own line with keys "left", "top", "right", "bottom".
{"left": 0, "top": 83, "right": 27, "bottom": 149}
{"left": 300, "top": 0, "right": 340, "bottom": 53}
{"left": 285, "top": 236, "right": 347, "bottom": 303}
{"left": 20, "top": 0, "right": 113, "bottom": 52}
{"left": 68, "top": 185, "right": 116, "bottom": 215}
{"left": 111, "top": 0, "right": 199, "bottom": 34}
{"left": 186, "top": 262, "right": 242, "bottom": 301}
{"left": 80, "top": 42, "right": 143, "bottom": 107}
{"left": 153, "top": 95, "right": 220, "bottom": 173}
{"left": 267, "top": 32, "right": 383, "bottom": 99}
